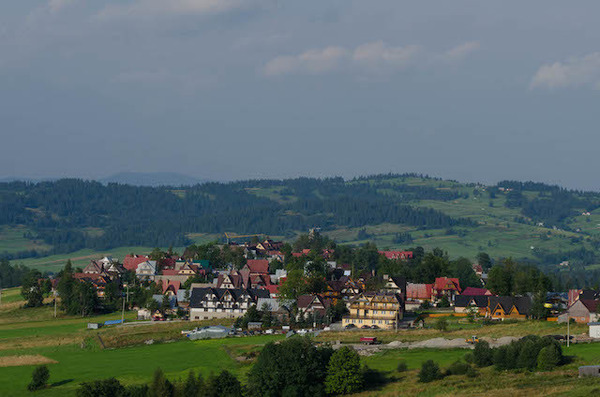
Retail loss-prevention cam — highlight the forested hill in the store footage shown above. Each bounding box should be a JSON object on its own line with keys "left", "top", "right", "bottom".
{"left": 2, "top": 173, "right": 600, "bottom": 269}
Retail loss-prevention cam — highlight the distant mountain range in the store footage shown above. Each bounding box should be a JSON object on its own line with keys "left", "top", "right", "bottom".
{"left": 0, "top": 172, "right": 207, "bottom": 187}
{"left": 100, "top": 172, "right": 206, "bottom": 187}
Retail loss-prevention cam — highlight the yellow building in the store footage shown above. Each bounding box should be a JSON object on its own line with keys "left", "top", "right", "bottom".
{"left": 342, "top": 292, "right": 404, "bottom": 329}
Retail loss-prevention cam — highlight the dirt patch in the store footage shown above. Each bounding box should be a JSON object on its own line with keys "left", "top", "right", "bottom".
{"left": 0, "top": 354, "right": 58, "bottom": 367}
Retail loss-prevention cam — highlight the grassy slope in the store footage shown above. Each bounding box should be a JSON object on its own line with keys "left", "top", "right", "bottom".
{"left": 6, "top": 175, "right": 600, "bottom": 269}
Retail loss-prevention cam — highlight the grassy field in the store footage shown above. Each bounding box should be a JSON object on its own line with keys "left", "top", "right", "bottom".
{"left": 11, "top": 246, "right": 187, "bottom": 273}
{"left": 0, "top": 226, "right": 51, "bottom": 255}
{"left": 1, "top": 299, "right": 600, "bottom": 397}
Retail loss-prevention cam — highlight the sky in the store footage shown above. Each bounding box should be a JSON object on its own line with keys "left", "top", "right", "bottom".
{"left": 1, "top": 1, "right": 600, "bottom": 190}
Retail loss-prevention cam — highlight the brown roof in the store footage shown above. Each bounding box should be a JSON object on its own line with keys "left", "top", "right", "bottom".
{"left": 246, "top": 259, "right": 269, "bottom": 274}
{"left": 580, "top": 299, "right": 600, "bottom": 313}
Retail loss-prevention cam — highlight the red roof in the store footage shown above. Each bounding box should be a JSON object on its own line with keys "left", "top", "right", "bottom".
{"left": 461, "top": 287, "right": 491, "bottom": 296}
{"left": 379, "top": 251, "right": 414, "bottom": 260}
{"left": 433, "top": 277, "right": 461, "bottom": 293}
{"left": 407, "top": 283, "right": 433, "bottom": 300}
{"left": 162, "top": 280, "right": 181, "bottom": 294}
{"left": 123, "top": 255, "right": 149, "bottom": 271}
{"left": 265, "top": 284, "right": 279, "bottom": 295}
{"left": 246, "top": 259, "right": 269, "bottom": 274}
{"left": 161, "top": 269, "right": 179, "bottom": 276}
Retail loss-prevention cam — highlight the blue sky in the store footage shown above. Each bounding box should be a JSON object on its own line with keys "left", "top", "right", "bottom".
{"left": 1, "top": 1, "right": 600, "bottom": 189}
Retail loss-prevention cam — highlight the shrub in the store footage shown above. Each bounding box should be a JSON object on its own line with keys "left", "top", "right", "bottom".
{"left": 493, "top": 346, "right": 509, "bottom": 370}
{"left": 325, "top": 347, "right": 363, "bottom": 395}
{"left": 464, "top": 352, "right": 474, "bottom": 364}
{"left": 418, "top": 360, "right": 443, "bottom": 383}
{"left": 517, "top": 339, "right": 539, "bottom": 370}
{"left": 397, "top": 361, "right": 408, "bottom": 372}
{"left": 473, "top": 341, "right": 493, "bottom": 367}
{"left": 434, "top": 318, "right": 448, "bottom": 331}
{"left": 466, "top": 366, "right": 479, "bottom": 378}
{"left": 445, "top": 361, "right": 471, "bottom": 376}
{"left": 537, "top": 344, "right": 562, "bottom": 370}
{"left": 28, "top": 365, "right": 50, "bottom": 391}
{"left": 77, "top": 378, "right": 124, "bottom": 397}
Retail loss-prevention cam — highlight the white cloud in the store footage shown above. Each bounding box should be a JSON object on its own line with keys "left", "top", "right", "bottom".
{"left": 530, "top": 52, "right": 600, "bottom": 90}
{"left": 441, "top": 41, "right": 480, "bottom": 62}
{"left": 263, "top": 46, "right": 348, "bottom": 76}
{"left": 263, "top": 41, "right": 477, "bottom": 77}
{"left": 97, "top": 0, "right": 253, "bottom": 19}
{"left": 352, "top": 41, "right": 421, "bottom": 70}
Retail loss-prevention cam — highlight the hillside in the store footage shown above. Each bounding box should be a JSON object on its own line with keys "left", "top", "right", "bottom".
{"left": 2, "top": 174, "right": 600, "bottom": 271}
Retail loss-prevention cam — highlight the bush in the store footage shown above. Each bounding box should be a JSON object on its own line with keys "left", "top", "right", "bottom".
{"left": 325, "top": 347, "right": 363, "bottom": 395}
{"left": 473, "top": 341, "right": 493, "bottom": 367}
{"left": 517, "top": 339, "right": 539, "bottom": 370}
{"left": 77, "top": 378, "right": 124, "bottom": 397}
{"left": 28, "top": 365, "right": 50, "bottom": 391}
{"left": 464, "top": 352, "right": 474, "bottom": 364}
{"left": 418, "top": 360, "right": 443, "bottom": 383}
{"left": 445, "top": 361, "right": 471, "bottom": 376}
{"left": 397, "top": 361, "right": 408, "bottom": 372}
{"left": 537, "top": 344, "right": 562, "bottom": 370}
{"left": 466, "top": 366, "right": 479, "bottom": 378}
{"left": 434, "top": 318, "right": 448, "bottom": 331}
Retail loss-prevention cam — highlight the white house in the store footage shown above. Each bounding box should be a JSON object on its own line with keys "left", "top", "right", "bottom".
{"left": 136, "top": 260, "right": 157, "bottom": 279}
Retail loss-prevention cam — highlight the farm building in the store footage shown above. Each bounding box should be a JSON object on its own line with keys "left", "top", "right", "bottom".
{"left": 589, "top": 322, "right": 600, "bottom": 338}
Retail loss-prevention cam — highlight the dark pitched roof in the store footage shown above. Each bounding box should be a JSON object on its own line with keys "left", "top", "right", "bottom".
{"left": 580, "top": 290, "right": 599, "bottom": 301}
{"left": 488, "top": 296, "right": 532, "bottom": 315}
{"left": 455, "top": 295, "right": 488, "bottom": 308}
{"left": 189, "top": 287, "right": 269, "bottom": 308}
{"left": 580, "top": 299, "right": 600, "bottom": 313}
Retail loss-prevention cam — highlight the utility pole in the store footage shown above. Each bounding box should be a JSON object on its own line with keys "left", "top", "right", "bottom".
{"left": 121, "top": 283, "right": 128, "bottom": 324}
{"left": 53, "top": 290, "right": 57, "bottom": 318}
{"left": 567, "top": 315, "right": 570, "bottom": 348}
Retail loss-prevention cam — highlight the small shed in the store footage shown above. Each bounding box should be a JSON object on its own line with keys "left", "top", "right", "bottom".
{"left": 248, "top": 322, "right": 263, "bottom": 330}
{"left": 579, "top": 365, "right": 600, "bottom": 377}
{"left": 589, "top": 322, "right": 600, "bottom": 338}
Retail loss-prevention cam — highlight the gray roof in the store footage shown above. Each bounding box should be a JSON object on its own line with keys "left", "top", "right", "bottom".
{"left": 152, "top": 294, "right": 177, "bottom": 309}
{"left": 177, "top": 289, "right": 189, "bottom": 302}
{"left": 256, "top": 297, "right": 293, "bottom": 312}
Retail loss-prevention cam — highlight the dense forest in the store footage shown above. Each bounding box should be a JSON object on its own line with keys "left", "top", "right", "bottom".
{"left": 0, "top": 176, "right": 471, "bottom": 258}
{"left": 2, "top": 174, "right": 600, "bottom": 264}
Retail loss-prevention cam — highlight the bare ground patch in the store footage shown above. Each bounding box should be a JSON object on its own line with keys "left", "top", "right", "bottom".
{"left": 0, "top": 354, "right": 58, "bottom": 367}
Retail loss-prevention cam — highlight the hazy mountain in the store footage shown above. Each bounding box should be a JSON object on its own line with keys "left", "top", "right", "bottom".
{"left": 100, "top": 172, "right": 205, "bottom": 187}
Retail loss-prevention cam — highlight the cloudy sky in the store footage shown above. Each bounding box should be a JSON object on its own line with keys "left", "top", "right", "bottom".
{"left": 1, "top": 1, "right": 600, "bottom": 189}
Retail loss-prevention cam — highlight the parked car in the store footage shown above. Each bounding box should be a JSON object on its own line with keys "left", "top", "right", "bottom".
{"left": 344, "top": 324, "right": 356, "bottom": 330}
{"left": 361, "top": 325, "right": 371, "bottom": 329}
{"left": 371, "top": 325, "right": 380, "bottom": 329}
